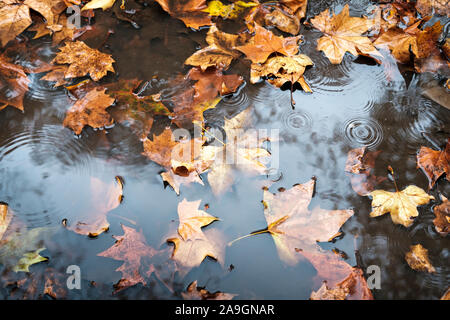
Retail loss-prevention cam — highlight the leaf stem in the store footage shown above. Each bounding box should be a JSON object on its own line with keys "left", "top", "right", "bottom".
{"left": 227, "top": 228, "right": 269, "bottom": 246}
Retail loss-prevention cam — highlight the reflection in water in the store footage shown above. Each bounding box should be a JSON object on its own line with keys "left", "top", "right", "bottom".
{"left": 0, "top": 0, "right": 449, "bottom": 300}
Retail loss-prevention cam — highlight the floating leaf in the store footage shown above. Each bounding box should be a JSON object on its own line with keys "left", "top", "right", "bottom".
{"left": 405, "top": 244, "right": 436, "bottom": 273}
{"left": 182, "top": 280, "right": 237, "bottom": 300}
{"left": 417, "top": 138, "right": 450, "bottom": 189}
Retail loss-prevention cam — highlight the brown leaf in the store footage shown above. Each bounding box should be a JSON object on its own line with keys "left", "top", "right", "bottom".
{"left": 0, "top": 203, "right": 13, "bottom": 240}
{"left": 310, "top": 4, "right": 382, "bottom": 64}
{"left": 40, "top": 65, "right": 69, "bottom": 87}
{"left": 345, "top": 147, "right": 386, "bottom": 196}
{"left": 250, "top": 54, "right": 313, "bottom": 92}
{"left": 0, "top": 54, "right": 30, "bottom": 111}
{"left": 433, "top": 196, "right": 449, "bottom": 237}
{"left": 98, "top": 224, "right": 174, "bottom": 292}
{"left": 0, "top": 1, "right": 32, "bottom": 47}
{"left": 63, "top": 87, "right": 115, "bottom": 135}
{"left": 260, "top": 179, "right": 354, "bottom": 265}
{"left": 416, "top": 0, "right": 449, "bottom": 18}
{"left": 177, "top": 199, "right": 219, "bottom": 241}
{"left": 154, "top": 0, "right": 212, "bottom": 29}
{"left": 66, "top": 176, "right": 123, "bottom": 237}
{"left": 182, "top": 280, "right": 237, "bottom": 300}
{"left": 299, "top": 250, "right": 373, "bottom": 300}
{"left": 417, "top": 138, "right": 450, "bottom": 188}
{"left": 441, "top": 287, "right": 450, "bottom": 300}
{"left": 405, "top": 244, "right": 436, "bottom": 273}
{"left": 52, "top": 41, "right": 115, "bottom": 82}
{"left": 235, "top": 24, "right": 302, "bottom": 64}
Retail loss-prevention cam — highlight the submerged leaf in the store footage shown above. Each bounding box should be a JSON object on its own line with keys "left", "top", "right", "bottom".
{"left": 0, "top": 54, "right": 30, "bottom": 111}
{"left": 405, "top": 244, "right": 436, "bottom": 273}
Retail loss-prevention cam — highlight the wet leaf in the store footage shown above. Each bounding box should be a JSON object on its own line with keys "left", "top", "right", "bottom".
{"left": 367, "top": 185, "right": 434, "bottom": 227}
{"left": 98, "top": 224, "right": 174, "bottom": 292}
{"left": 154, "top": 0, "right": 212, "bottom": 29}
{"left": 309, "top": 4, "right": 382, "bottom": 64}
{"left": 374, "top": 21, "right": 443, "bottom": 65}
{"left": 185, "top": 25, "right": 246, "bottom": 71}
{"left": 52, "top": 41, "right": 115, "bottom": 82}
{"left": 182, "top": 280, "right": 237, "bottom": 300}
{"left": 0, "top": 1, "right": 32, "bottom": 47}
{"left": 345, "top": 147, "right": 386, "bottom": 196}
{"left": 202, "top": 0, "right": 258, "bottom": 19}
{"left": 250, "top": 54, "right": 313, "bottom": 92}
{"left": 433, "top": 195, "right": 449, "bottom": 237}
{"left": 0, "top": 203, "right": 13, "bottom": 240}
{"left": 237, "top": 179, "right": 353, "bottom": 265}
{"left": 66, "top": 176, "right": 123, "bottom": 237}
{"left": 298, "top": 250, "right": 373, "bottom": 300}
{"left": 441, "top": 288, "right": 450, "bottom": 300}
{"left": 405, "top": 244, "right": 435, "bottom": 273}
{"left": 40, "top": 65, "right": 69, "bottom": 87}
{"left": 63, "top": 87, "right": 115, "bottom": 135}
{"left": 82, "top": 0, "right": 116, "bottom": 11}
{"left": 13, "top": 248, "right": 48, "bottom": 273}
{"left": 417, "top": 138, "right": 450, "bottom": 188}
{"left": 235, "top": 24, "right": 302, "bottom": 64}
{"left": 0, "top": 53, "right": 30, "bottom": 111}
{"left": 177, "top": 199, "right": 219, "bottom": 241}
{"left": 416, "top": 0, "right": 449, "bottom": 18}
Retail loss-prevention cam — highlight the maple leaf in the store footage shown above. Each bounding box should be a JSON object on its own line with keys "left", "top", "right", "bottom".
{"left": 309, "top": 4, "right": 382, "bottom": 64}
{"left": 235, "top": 24, "right": 302, "bottom": 64}
{"left": 374, "top": 21, "right": 443, "bottom": 64}
{"left": 367, "top": 183, "right": 434, "bottom": 227}
{"left": 154, "top": 0, "right": 212, "bottom": 29}
{"left": 98, "top": 224, "right": 174, "bottom": 292}
{"left": 298, "top": 250, "right": 373, "bottom": 300}
{"left": 40, "top": 65, "right": 69, "bottom": 87}
{"left": 29, "top": 14, "right": 85, "bottom": 45}
{"left": 202, "top": 0, "right": 258, "bottom": 19}
{"left": 52, "top": 41, "right": 115, "bottom": 82}
{"left": 0, "top": 54, "right": 30, "bottom": 111}
{"left": 182, "top": 281, "right": 237, "bottom": 300}
{"left": 177, "top": 199, "right": 219, "bottom": 241}
{"left": 433, "top": 195, "right": 449, "bottom": 237}
{"left": 167, "top": 228, "right": 225, "bottom": 273}
{"left": 106, "top": 79, "right": 171, "bottom": 138}
{"left": 169, "top": 67, "right": 243, "bottom": 127}
{"left": 0, "top": 1, "right": 32, "bottom": 47}
{"left": 66, "top": 176, "right": 123, "bottom": 237}
{"left": 417, "top": 138, "right": 450, "bottom": 188}
{"left": 200, "top": 108, "right": 271, "bottom": 195}
{"left": 230, "top": 179, "right": 354, "bottom": 265}
{"left": 416, "top": 0, "right": 449, "bottom": 18}
{"left": 185, "top": 25, "right": 247, "bottom": 71}
{"left": 250, "top": 54, "right": 313, "bottom": 92}
{"left": 344, "top": 147, "right": 386, "bottom": 196}
{"left": 405, "top": 244, "right": 436, "bottom": 273}
{"left": 63, "top": 87, "right": 115, "bottom": 135}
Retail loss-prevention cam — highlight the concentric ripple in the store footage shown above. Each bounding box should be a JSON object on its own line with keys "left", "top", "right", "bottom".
{"left": 282, "top": 109, "right": 313, "bottom": 133}
{"left": 341, "top": 118, "right": 383, "bottom": 149}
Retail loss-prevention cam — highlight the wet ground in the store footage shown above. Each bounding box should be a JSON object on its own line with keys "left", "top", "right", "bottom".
{"left": 0, "top": 0, "right": 449, "bottom": 299}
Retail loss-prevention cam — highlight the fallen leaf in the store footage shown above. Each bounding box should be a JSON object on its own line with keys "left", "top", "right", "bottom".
{"left": 13, "top": 248, "right": 48, "bottom": 273}
{"left": 182, "top": 280, "right": 237, "bottom": 300}
{"left": 154, "top": 0, "right": 212, "bottom": 29}
{"left": 231, "top": 179, "right": 353, "bottom": 265}
{"left": 66, "top": 176, "right": 123, "bottom": 237}
{"left": 24, "top": 0, "right": 66, "bottom": 26}
{"left": 0, "top": 203, "right": 13, "bottom": 240}
{"left": 40, "top": 65, "right": 69, "bottom": 87}
{"left": 0, "top": 1, "right": 32, "bottom": 47}
{"left": 368, "top": 185, "right": 434, "bottom": 227}
{"left": 405, "top": 244, "right": 435, "bottom": 273}
{"left": 417, "top": 138, "right": 450, "bottom": 188}
{"left": 177, "top": 199, "right": 219, "bottom": 241}
{"left": 0, "top": 53, "right": 30, "bottom": 111}
{"left": 298, "top": 250, "right": 373, "bottom": 300}
{"left": 52, "top": 41, "right": 115, "bottom": 82}
{"left": 250, "top": 54, "right": 313, "bottom": 92}
{"left": 433, "top": 195, "right": 449, "bottom": 237}
{"left": 185, "top": 25, "right": 246, "bottom": 71}
{"left": 98, "top": 224, "right": 174, "bottom": 292}
{"left": 345, "top": 147, "right": 386, "bottom": 196}
{"left": 416, "top": 0, "right": 449, "bottom": 18}
{"left": 309, "top": 4, "right": 382, "bottom": 64}
{"left": 82, "top": 0, "right": 116, "bottom": 11}
{"left": 202, "top": 0, "right": 258, "bottom": 19}
{"left": 235, "top": 24, "right": 302, "bottom": 64}
{"left": 63, "top": 87, "right": 115, "bottom": 135}
{"left": 441, "top": 287, "right": 450, "bottom": 300}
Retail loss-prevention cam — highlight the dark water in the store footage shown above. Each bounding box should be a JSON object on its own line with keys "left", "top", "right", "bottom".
{"left": 0, "top": 0, "right": 449, "bottom": 299}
